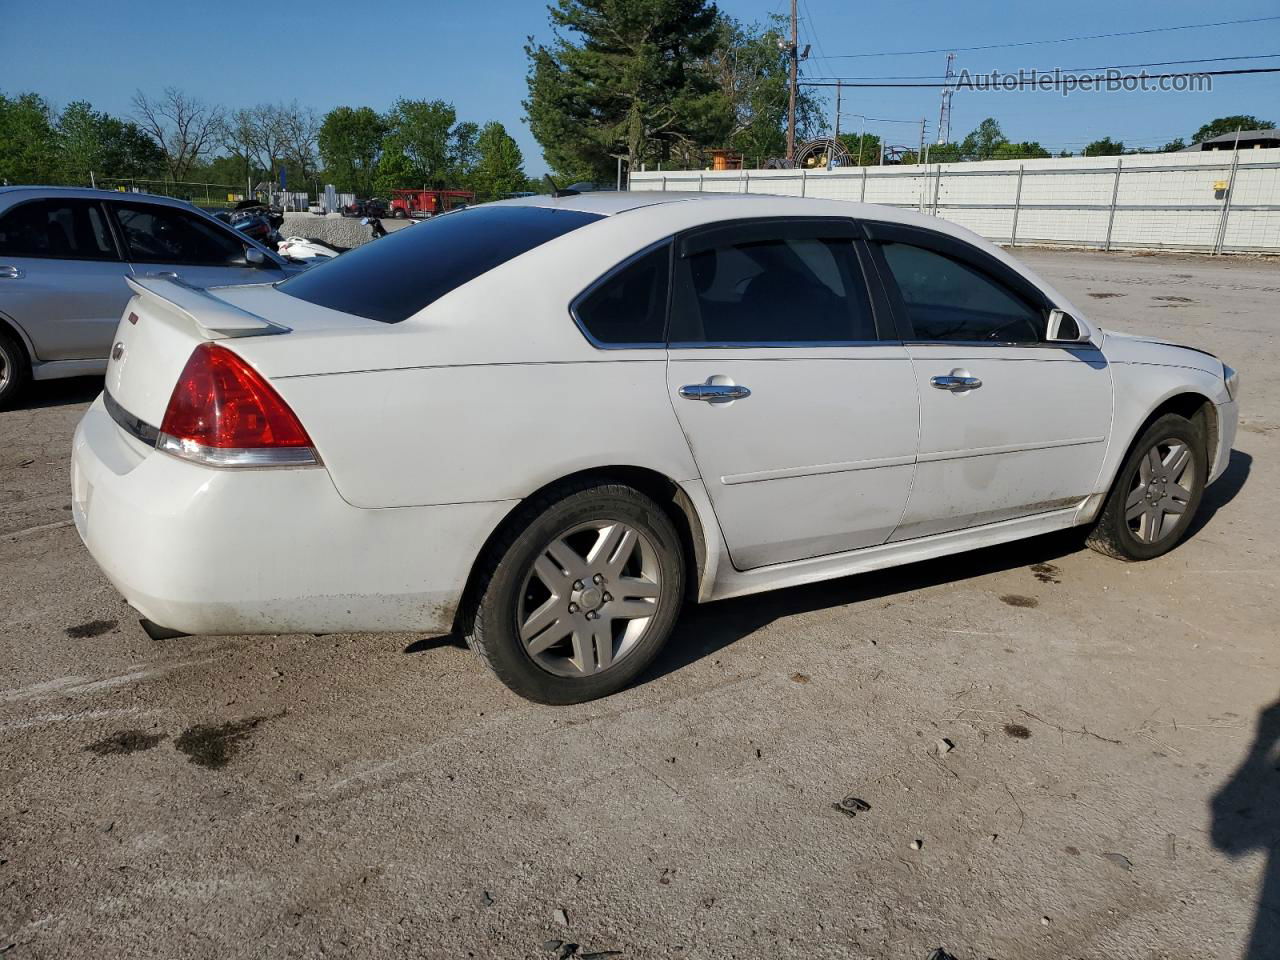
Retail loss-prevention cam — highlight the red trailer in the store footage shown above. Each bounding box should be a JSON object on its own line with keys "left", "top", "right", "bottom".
{"left": 388, "top": 188, "right": 475, "bottom": 219}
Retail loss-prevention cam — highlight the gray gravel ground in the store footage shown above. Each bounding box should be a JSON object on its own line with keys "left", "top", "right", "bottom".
{"left": 280, "top": 213, "right": 414, "bottom": 250}
{"left": 0, "top": 248, "right": 1277, "bottom": 960}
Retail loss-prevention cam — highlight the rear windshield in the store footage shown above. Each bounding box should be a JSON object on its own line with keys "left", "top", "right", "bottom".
{"left": 277, "top": 205, "right": 602, "bottom": 323}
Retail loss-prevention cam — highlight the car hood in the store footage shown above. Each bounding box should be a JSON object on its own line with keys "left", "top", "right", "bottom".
{"left": 1099, "top": 328, "right": 1225, "bottom": 377}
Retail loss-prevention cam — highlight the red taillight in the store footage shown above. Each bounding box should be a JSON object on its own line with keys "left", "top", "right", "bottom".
{"left": 158, "top": 343, "right": 317, "bottom": 467}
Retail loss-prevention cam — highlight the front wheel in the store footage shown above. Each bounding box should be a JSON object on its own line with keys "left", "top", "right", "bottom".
{"left": 466, "top": 482, "right": 686, "bottom": 704}
{"left": 1087, "top": 413, "right": 1207, "bottom": 561}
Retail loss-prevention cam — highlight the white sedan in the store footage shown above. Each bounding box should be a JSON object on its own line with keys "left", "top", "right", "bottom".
{"left": 71, "top": 193, "right": 1239, "bottom": 703}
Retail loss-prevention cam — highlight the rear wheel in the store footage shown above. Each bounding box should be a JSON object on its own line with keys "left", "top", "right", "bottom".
{"left": 1087, "top": 413, "right": 1206, "bottom": 561}
{"left": 0, "top": 327, "right": 30, "bottom": 410}
{"left": 466, "top": 482, "right": 685, "bottom": 704}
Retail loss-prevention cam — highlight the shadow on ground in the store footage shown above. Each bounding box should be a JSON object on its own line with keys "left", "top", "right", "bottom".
{"left": 1212, "top": 697, "right": 1280, "bottom": 959}
{"left": 6, "top": 377, "right": 101, "bottom": 411}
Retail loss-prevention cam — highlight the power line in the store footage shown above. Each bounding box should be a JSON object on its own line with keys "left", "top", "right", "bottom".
{"left": 801, "top": 66, "right": 1280, "bottom": 88}
{"left": 817, "top": 15, "right": 1280, "bottom": 59}
{"left": 813, "top": 53, "right": 1280, "bottom": 80}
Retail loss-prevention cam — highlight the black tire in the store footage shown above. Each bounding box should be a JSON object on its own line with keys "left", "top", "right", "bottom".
{"left": 0, "top": 326, "right": 30, "bottom": 410}
{"left": 465, "top": 481, "right": 686, "bottom": 704}
{"left": 393, "top": 209, "right": 406, "bottom": 219}
{"left": 1087, "top": 412, "right": 1207, "bottom": 561}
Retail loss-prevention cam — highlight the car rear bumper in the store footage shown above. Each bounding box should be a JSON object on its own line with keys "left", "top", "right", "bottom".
{"left": 71, "top": 395, "right": 512, "bottom": 637}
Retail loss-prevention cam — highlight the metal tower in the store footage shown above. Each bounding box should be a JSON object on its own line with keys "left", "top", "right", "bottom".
{"left": 937, "top": 53, "right": 956, "bottom": 144}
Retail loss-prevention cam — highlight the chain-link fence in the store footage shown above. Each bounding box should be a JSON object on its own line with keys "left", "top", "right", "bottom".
{"left": 630, "top": 147, "right": 1280, "bottom": 254}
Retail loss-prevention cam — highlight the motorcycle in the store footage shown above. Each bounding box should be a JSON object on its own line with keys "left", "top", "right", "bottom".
{"left": 277, "top": 236, "right": 341, "bottom": 260}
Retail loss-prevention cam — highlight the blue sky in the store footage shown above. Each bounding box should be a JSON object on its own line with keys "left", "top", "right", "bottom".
{"left": 4, "top": 0, "right": 1278, "bottom": 176}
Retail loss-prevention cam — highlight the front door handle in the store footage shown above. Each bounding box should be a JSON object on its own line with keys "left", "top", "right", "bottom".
{"left": 679, "top": 382, "right": 751, "bottom": 403}
{"left": 930, "top": 375, "right": 982, "bottom": 391}
{"left": 0, "top": 265, "right": 23, "bottom": 279}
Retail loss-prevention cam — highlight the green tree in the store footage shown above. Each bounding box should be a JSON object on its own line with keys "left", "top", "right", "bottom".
{"left": 318, "top": 106, "right": 386, "bottom": 195}
{"left": 993, "top": 140, "right": 1050, "bottom": 160}
{"left": 704, "top": 14, "right": 821, "bottom": 166}
{"left": 959, "top": 118, "right": 1007, "bottom": 160}
{"left": 1082, "top": 137, "right": 1125, "bottom": 157}
{"left": 1192, "top": 115, "right": 1274, "bottom": 145}
{"left": 57, "top": 100, "right": 162, "bottom": 184}
{"left": 1159, "top": 138, "right": 1186, "bottom": 153}
{"left": 836, "top": 131, "right": 883, "bottom": 166}
{"left": 526, "top": 0, "right": 725, "bottom": 181}
{"left": 0, "top": 92, "right": 59, "bottom": 184}
{"left": 469, "top": 122, "right": 527, "bottom": 199}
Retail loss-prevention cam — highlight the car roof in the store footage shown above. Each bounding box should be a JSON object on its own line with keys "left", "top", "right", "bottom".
{"left": 493, "top": 190, "right": 977, "bottom": 238}
{"left": 0, "top": 185, "right": 204, "bottom": 210}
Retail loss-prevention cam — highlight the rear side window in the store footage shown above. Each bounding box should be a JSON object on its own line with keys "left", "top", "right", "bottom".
{"left": 669, "top": 231, "right": 876, "bottom": 344}
{"left": 278, "top": 206, "right": 603, "bottom": 324}
{"left": 0, "top": 199, "right": 117, "bottom": 260}
{"left": 111, "top": 203, "right": 246, "bottom": 265}
{"left": 573, "top": 243, "right": 670, "bottom": 345}
{"left": 879, "top": 242, "right": 1045, "bottom": 343}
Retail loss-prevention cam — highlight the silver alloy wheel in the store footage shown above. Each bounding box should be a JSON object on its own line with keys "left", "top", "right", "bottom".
{"left": 1125, "top": 438, "right": 1195, "bottom": 544}
{"left": 0, "top": 345, "right": 9, "bottom": 392}
{"left": 517, "top": 519, "right": 663, "bottom": 678}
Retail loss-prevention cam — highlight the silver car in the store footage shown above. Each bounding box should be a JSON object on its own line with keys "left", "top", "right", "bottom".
{"left": 0, "top": 186, "right": 300, "bottom": 407}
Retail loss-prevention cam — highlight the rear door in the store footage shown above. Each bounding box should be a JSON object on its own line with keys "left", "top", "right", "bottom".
{"left": 864, "top": 222, "right": 1111, "bottom": 540}
{"left": 104, "top": 200, "right": 285, "bottom": 289}
{"left": 664, "top": 218, "right": 919, "bottom": 570}
{"left": 0, "top": 197, "right": 128, "bottom": 361}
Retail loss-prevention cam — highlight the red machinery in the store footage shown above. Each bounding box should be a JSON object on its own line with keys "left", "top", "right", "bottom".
{"left": 388, "top": 188, "right": 475, "bottom": 219}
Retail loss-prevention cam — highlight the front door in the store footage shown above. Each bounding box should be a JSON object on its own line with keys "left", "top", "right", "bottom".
{"left": 867, "top": 227, "right": 1112, "bottom": 540}
{"left": 105, "top": 200, "right": 284, "bottom": 290}
{"left": 665, "top": 219, "right": 919, "bottom": 570}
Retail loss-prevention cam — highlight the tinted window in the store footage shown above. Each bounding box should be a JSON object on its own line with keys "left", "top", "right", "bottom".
{"left": 279, "top": 206, "right": 603, "bottom": 324}
{"left": 574, "top": 243, "right": 670, "bottom": 345}
{"left": 880, "top": 242, "right": 1045, "bottom": 342}
{"left": 670, "top": 233, "right": 875, "bottom": 344}
{"left": 111, "top": 203, "right": 246, "bottom": 265}
{"left": 0, "top": 199, "right": 117, "bottom": 260}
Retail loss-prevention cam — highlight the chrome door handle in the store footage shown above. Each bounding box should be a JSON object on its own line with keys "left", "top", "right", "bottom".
{"left": 0, "top": 265, "right": 23, "bottom": 279}
{"left": 679, "top": 382, "right": 751, "bottom": 403}
{"left": 930, "top": 375, "right": 982, "bottom": 391}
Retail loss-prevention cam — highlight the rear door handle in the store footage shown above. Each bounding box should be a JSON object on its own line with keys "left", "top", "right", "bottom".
{"left": 930, "top": 375, "right": 982, "bottom": 391}
{"left": 679, "top": 382, "right": 751, "bottom": 403}
{"left": 0, "top": 265, "right": 23, "bottom": 279}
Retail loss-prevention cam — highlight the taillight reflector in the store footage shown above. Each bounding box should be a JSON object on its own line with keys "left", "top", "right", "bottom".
{"left": 157, "top": 343, "right": 317, "bottom": 467}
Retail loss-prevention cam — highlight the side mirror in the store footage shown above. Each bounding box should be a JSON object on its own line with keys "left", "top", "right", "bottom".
{"left": 1046, "top": 308, "right": 1090, "bottom": 343}
{"left": 244, "top": 246, "right": 267, "bottom": 267}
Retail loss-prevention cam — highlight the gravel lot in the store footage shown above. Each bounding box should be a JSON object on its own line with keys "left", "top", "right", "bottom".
{"left": 0, "top": 248, "right": 1276, "bottom": 960}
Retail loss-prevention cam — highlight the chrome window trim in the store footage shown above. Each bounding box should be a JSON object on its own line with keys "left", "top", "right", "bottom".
{"left": 103, "top": 389, "right": 159, "bottom": 447}
{"left": 568, "top": 237, "right": 673, "bottom": 351}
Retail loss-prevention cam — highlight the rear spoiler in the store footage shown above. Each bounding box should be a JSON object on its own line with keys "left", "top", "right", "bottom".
{"left": 125, "top": 275, "right": 291, "bottom": 339}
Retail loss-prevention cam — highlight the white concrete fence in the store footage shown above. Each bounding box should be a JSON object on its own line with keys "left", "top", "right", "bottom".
{"left": 629, "top": 147, "right": 1280, "bottom": 255}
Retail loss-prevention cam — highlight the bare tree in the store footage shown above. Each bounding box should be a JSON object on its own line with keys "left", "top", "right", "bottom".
{"left": 131, "top": 88, "right": 223, "bottom": 182}
{"left": 279, "top": 102, "right": 320, "bottom": 181}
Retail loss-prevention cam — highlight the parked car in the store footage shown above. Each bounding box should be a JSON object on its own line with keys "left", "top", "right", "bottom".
{"left": 343, "top": 198, "right": 387, "bottom": 219}
{"left": 71, "top": 194, "right": 1239, "bottom": 703}
{"left": 0, "top": 187, "right": 305, "bottom": 406}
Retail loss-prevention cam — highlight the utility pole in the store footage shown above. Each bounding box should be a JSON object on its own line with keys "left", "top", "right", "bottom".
{"left": 787, "top": 0, "right": 798, "bottom": 165}
{"left": 918, "top": 118, "right": 926, "bottom": 162}
{"left": 830, "top": 81, "right": 842, "bottom": 170}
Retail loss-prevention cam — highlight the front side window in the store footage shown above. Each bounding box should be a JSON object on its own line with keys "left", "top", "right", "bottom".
{"left": 574, "top": 243, "right": 670, "bottom": 345}
{"left": 669, "top": 231, "right": 875, "bottom": 344}
{"left": 879, "top": 242, "right": 1045, "bottom": 343}
{"left": 279, "top": 205, "right": 602, "bottom": 324}
{"left": 0, "top": 199, "right": 117, "bottom": 260}
{"left": 110, "top": 203, "right": 246, "bottom": 265}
